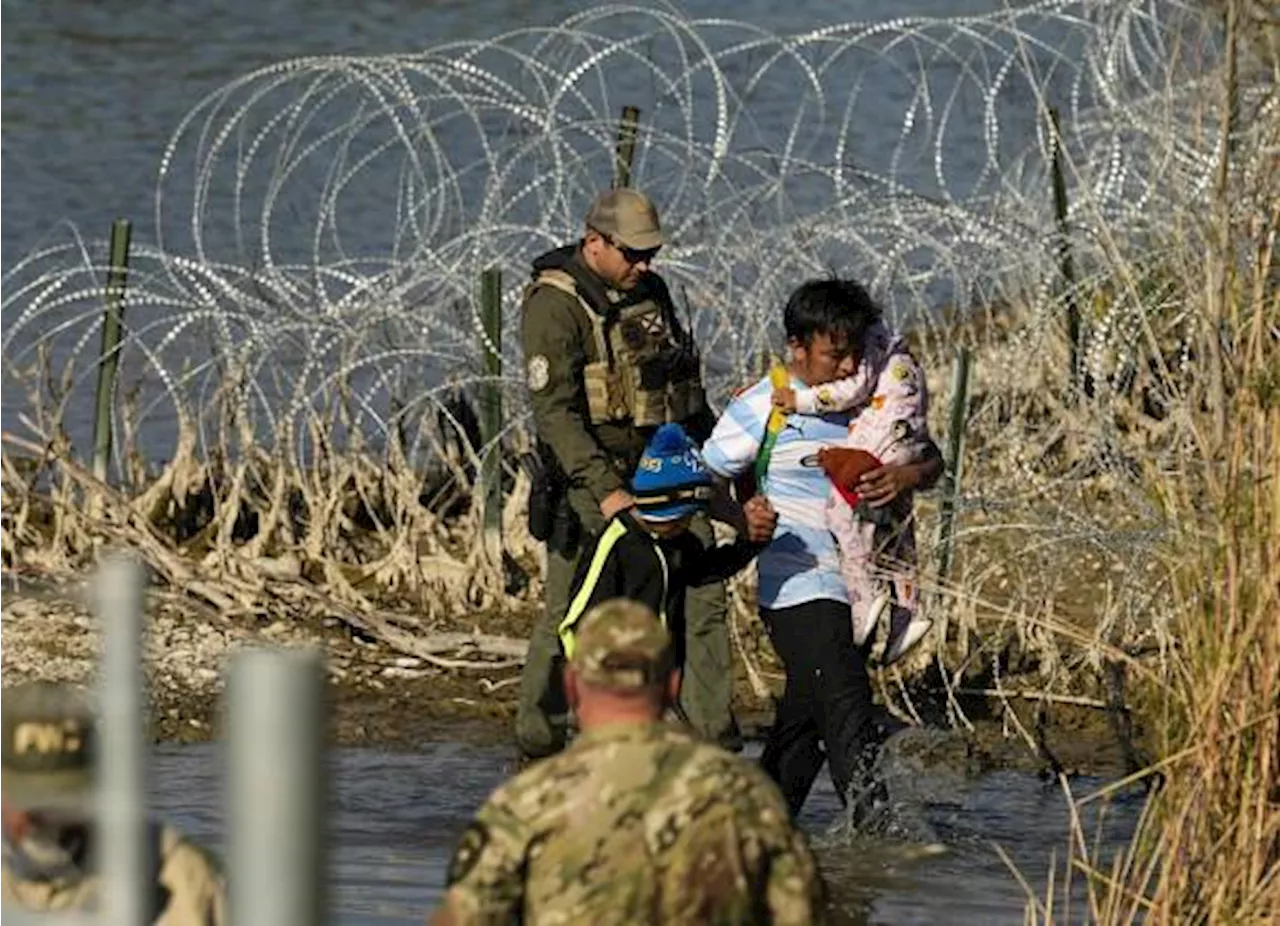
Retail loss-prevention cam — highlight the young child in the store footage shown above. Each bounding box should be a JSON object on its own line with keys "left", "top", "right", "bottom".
{"left": 772, "top": 319, "right": 933, "bottom": 666}
{"left": 552, "top": 423, "right": 776, "bottom": 733}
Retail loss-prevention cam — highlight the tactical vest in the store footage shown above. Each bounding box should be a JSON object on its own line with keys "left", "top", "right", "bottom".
{"left": 528, "top": 269, "right": 706, "bottom": 429}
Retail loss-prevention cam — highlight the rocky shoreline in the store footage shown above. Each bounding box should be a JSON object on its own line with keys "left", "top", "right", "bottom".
{"left": 0, "top": 570, "right": 524, "bottom": 749}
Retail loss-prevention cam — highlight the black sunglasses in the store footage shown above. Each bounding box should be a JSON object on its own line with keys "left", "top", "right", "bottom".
{"left": 590, "top": 227, "right": 661, "bottom": 265}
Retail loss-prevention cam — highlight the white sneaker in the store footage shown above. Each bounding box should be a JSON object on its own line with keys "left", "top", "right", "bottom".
{"left": 881, "top": 615, "right": 933, "bottom": 667}
{"left": 853, "top": 591, "right": 891, "bottom": 647}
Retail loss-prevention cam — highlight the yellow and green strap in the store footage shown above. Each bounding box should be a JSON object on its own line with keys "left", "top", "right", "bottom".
{"left": 754, "top": 361, "right": 792, "bottom": 491}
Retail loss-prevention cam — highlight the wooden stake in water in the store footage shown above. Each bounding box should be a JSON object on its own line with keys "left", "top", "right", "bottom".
{"left": 613, "top": 105, "right": 641, "bottom": 189}
{"left": 1049, "top": 109, "right": 1087, "bottom": 398}
{"left": 480, "top": 268, "right": 503, "bottom": 559}
{"left": 936, "top": 347, "right": 972, "bottom": 584}
{"left": 92, "top": 218, "right": 132, "bottom": 482}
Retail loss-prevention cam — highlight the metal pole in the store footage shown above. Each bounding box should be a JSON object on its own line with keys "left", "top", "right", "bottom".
{"left": 613, "top": 105, "right": 641, "bottom": 189}
{"left": 228, "top": 648, "right": 328, "bottom": 926}
{"left": 95, "top": 555, "right": 149, "bottom": 926}
{"left": 1, "top": 914, "right": 98, "bottom": 926}
{"left": 92, "top": 218, "right": 132, "bottom": 482}
{"left": 480, "top": 268, "right": 503, "bottom": 560}
{"left": 936, "top": 347, "right": 972, "bottom": 583}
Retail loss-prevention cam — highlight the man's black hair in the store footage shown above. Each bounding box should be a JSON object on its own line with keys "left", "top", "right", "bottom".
{"left": 782, "top": 278, "right": 882, "bottom": 349}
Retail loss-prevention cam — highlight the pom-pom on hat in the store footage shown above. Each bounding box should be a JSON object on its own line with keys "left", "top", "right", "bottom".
{"left": 631, "top": 423, "right": 713, "bottom": 522}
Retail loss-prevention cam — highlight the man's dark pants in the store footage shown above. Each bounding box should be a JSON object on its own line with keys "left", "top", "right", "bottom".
{"left": 759, "top": 598, "right": 877, "bottom": 818}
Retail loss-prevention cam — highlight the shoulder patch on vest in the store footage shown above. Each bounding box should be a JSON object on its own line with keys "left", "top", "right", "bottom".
{"left": 527, "top": 355, "right": 550, "bottom": 392}
{"left": 447, "top": 822, "right": 489, "bottom": 885}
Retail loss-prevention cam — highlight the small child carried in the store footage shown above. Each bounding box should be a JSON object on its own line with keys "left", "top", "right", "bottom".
{"left": 773, "top": 320, "right": 933, "bottom": 666}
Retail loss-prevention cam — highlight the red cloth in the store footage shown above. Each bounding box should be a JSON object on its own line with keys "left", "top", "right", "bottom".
{"left": 817, "top": 447, "right": 883, "bottom": 508}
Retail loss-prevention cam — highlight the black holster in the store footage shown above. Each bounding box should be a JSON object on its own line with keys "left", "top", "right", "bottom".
{"left": 523, "top": 442, "right": 581, "bottom": 557}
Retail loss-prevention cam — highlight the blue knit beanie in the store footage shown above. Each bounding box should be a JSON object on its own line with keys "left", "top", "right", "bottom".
{"left": 631, "top": 423, "right": 713, "bottom": 522}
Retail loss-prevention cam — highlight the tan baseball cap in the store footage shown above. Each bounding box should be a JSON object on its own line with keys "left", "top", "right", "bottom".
{"left": 584, "top": 189, "right": 663, "bottom": 251}
{"left": 569, "top": 599, "right": 674, "bottom": 691}
{"left": 1, "top": 681, "right": 97, "bottom": 810}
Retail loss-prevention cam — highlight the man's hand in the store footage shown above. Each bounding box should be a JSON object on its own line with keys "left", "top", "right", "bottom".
{"left": 771, "top": 387, "right": 797, "bottom": 414}
{"left": 599, "top": 488, "right": 636, "bottom": 520}
{"left": 856, "top": 461, "right": 932, "bottom": 507}
{"left": 742, "top": 496, "right": 778, "bottom": 543}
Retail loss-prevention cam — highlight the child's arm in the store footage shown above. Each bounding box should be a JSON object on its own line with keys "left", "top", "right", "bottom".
{"left": 682, "top": 536, "right": 766, "bottom": 587}
{"left": 682, "top": 497, "right": 776, "bottom": 585}
{"left": 773, "top": 364, "right": 877, "bottom": 416}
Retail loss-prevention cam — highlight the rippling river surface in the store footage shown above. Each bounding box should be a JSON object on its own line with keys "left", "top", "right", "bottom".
{"left": 151, "top": 738, "right": 1139, "bottom": 925}
{"left": 2, "top": 0, "right": 1009, "bottom": 268}
{"left": 2, "top": 0, "right": 1080, "bottom": 461}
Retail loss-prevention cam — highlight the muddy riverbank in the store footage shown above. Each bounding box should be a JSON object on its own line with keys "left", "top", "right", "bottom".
{"left": 0, "top": 568, "right": 1141, "bottom": 779}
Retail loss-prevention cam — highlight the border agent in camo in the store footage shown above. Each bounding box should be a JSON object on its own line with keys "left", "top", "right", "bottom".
{"left": 516, "top": 188, "right": 739, "bottom": 760}
{"left": 432, "top": 599, "right": 825, "bottom": 926}
{"left": 1, "top": 680, "right": 227, "bottom": 924}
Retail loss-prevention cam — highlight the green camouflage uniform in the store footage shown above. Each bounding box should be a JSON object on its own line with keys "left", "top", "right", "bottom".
{"left": 2, "top": 824, "right": 228, "bottom": 926}
{"left": 516, "top": 189, "right": 734, "bottom": 757}
{"left": 1, "top": 681, "right": 227, "bottom": 926}
{"left": 443, "top": 601, "right": 824, "bottom": 925}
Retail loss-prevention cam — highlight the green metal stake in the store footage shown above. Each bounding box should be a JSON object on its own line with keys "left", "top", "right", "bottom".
{"left": 935, "top": 346, "right": 972, "bottom": 584}
{"left": 479, "top": 268, "right": 503, "bottom": 555}
{"left": 1049, "top": 108, "right": 1086, "bottom": 398}
{"left": 613, "top": 105, "right": 641, "bottom": 189}
{"left": 92, "top": 218, "right": 132, "bottom": 482}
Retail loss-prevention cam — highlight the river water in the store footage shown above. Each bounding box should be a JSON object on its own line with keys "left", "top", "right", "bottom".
{"left": 151, "top": 736, "right": 1141, "bottom": 924}
{"left": 2, "top": 0, "right": 1087, "bottom": 457}
{"left": 2, "top": 0, "right": 1014, "bottom": 268}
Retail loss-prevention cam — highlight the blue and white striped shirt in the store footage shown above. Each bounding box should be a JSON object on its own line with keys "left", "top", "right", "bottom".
{"left": 701, "top": 374, "right": 851, "bottom": 610}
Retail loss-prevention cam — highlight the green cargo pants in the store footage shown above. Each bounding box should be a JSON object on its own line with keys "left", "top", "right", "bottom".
{"left": 514, "top": 512, "right": 739, "bottom": 758}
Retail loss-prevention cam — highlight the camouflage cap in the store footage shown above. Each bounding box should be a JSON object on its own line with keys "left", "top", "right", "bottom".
{"left": 1, "top": 681, "right": 96, "bottom": 810}
{"left": 569, "top": 599, "right": 674, "bottom": 691}
{"left": 584, "top": 188, "right": 663, "bottom": 251}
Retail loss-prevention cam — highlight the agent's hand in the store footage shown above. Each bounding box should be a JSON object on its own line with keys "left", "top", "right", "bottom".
{"left": 742, "top": 496, "right": 778, "bottom": 543}
{"left": 856, "top": 463, "right": 921, "bottom": 508}
{"left": 771, "top": 387, "right": 797, "bottom": 414}
{"left": 599, "top": 489, "right": 636, "bottom": 520}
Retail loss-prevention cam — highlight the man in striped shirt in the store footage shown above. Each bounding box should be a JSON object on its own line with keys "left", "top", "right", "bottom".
{"left": 701, "top": 279, "right": 943, "bottom": 818}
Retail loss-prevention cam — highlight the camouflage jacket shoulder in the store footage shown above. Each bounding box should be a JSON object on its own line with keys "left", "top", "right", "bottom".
{"left": 443, "top": 722, "right": 825, "bottom": 925}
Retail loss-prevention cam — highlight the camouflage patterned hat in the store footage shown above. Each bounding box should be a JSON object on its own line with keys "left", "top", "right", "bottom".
{"left": 1, "top": 681, "right": 97, "bottom": 810}
{"left": 569, "top": 599, "right": 674, "bottom": 691}
{"left": 584, "top": 188, "right": 663, "bottom": 251}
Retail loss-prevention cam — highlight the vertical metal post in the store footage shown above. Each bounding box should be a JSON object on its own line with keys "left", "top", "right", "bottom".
{"left": 1049, "top": 109, "right": 1086, "bottom": 399}
{"left": 228, "top": 648, "right": 328, "bottom": 926}
{"left": 936, "top": 347, "right": 972, "bottom": 584}
{"left": 613, "top": 105, "right": 641, "bottom": 189}
{"left": 479, "top": 268, "right": 503, "bottom": 559}
{"left": 92, "top": 218, "right": 132, "bottom": 482}
{"left": 96, "top": 555, "right": 149, "bottom": 926}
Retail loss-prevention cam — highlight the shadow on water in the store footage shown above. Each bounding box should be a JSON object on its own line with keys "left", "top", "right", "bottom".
{"left": 152, "top": 732, "right": 1141, "bottom": 925}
